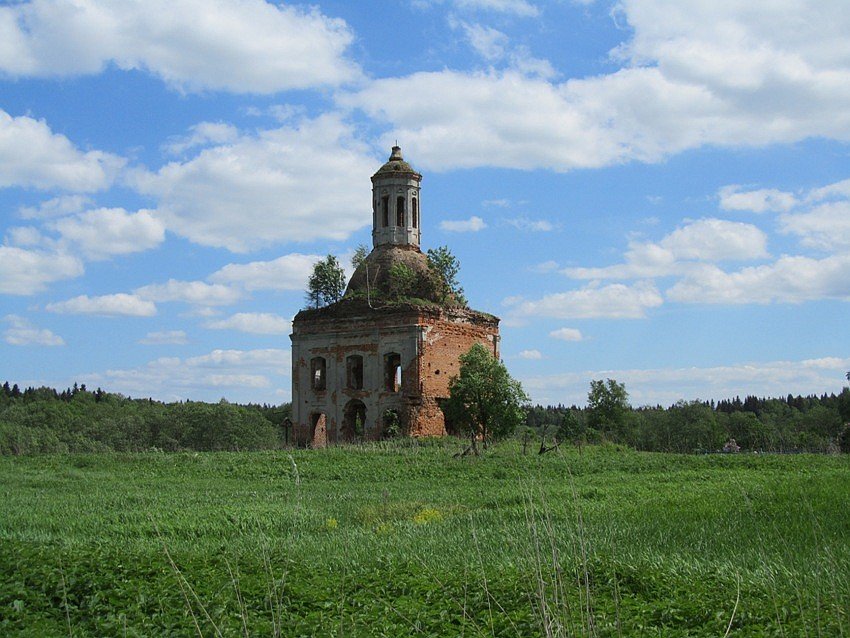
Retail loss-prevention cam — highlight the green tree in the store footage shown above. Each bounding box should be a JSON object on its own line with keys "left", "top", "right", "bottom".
{"left": 444, "top": 343, "right": 528, "bottom": 455}
{"left": 306, "top": 254, "right": 346, "bottom": 308}
{"left": 387, "top": 263, "right": 417, "bottom": 300}
{"left": 587, "top": 379, "right": 630, "bottom": 439}
{"left": 426, "top": 246, "right": 467, "bottom": 306}
{"left": 558, "top": 409, "right": 585, "bottom": 443}
{"left": 351, "top": 244, "right": 368, "bottom": 270}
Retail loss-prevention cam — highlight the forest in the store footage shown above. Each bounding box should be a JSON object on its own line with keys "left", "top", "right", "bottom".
{"left": 1, "top": 379, "right": 849, "bottom": 455}
{"left": 0, "top": 382, "right": 290, "bottom": 455}
{"left": 527, "top": 381, "right": 850, "bottom": 454}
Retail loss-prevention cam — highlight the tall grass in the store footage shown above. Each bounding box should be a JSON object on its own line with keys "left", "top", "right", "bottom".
{"left": 0, "top": 442, "right": 848, "bottom": 635}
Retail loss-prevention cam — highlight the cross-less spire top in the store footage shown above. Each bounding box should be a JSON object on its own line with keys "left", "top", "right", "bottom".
{"left": 371, "top": 146, "right": 422, "bottom": 248}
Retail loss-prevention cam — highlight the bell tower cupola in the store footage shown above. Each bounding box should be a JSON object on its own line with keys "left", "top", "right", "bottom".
{"left": 371, "top": 146, "right": 422, "bottom": 249}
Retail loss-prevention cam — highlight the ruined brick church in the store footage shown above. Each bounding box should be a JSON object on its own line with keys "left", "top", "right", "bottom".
{"left": 290, "top": 146, "right": 500, "bottom": 446}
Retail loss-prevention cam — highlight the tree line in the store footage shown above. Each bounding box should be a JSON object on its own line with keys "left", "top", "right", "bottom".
{"left": 0, "top": 382, "right": 291, "bottom": 455}
{"left": 3, "top": 375, "right": 849, "bottom": 456}
{"left": 527, "top": 379, "right": 850, "bottom": 454}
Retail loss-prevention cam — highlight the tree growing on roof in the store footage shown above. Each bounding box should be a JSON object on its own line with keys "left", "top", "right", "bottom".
{"left": 305, "top": 255, "right": 346, "bottom": 308}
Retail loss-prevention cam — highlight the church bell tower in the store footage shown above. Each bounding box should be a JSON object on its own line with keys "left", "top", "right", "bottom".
{"left": 371, "top": 146, "right": 422, "bottom": 249}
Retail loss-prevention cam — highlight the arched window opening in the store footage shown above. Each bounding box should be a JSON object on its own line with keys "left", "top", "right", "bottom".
{"left": 342, "top": 400, "right": 366, "bottom": 442}
{"left": 381, "top": 195, "right": 389, "bottom": 227}
{"left": 384, "top": 353, "right": 401, "bottom": 392}
{"left": 412, "top": 198, "right": 418, "bottom": 229}
{"left": 310, "top": 357, "right": 326, "bottom": 391}
{"left": 396, "top": 196, "right": 405, "bottom": 226}
{"left": 346, "top": 354, "right": 364, "bottom": 390}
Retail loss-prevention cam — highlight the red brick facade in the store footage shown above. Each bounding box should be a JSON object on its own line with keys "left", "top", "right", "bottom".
{"left": 290, "top": 304, "right": 499, "bottom": 446}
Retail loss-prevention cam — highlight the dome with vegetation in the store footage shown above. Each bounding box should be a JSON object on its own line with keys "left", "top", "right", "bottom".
{"left": 372, "top": 145, "right": 421, "bottom": 179}
{"left": 345, "top": 244, "right": 464, "bottom": 308}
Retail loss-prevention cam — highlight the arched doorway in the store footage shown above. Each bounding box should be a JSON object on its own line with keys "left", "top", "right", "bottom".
{"left": 342, "top": 400, "right": 366, "bottom": 442}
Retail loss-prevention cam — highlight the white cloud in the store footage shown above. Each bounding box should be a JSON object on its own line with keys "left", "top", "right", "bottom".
{"left": 779, "top": 201, "right": 850, "bottom": 252}
{"left": 18, "top": 195, "right": 92, "bottom": 219}
{"left": 80, "top": 348, "right": 291, "bottom": 402}
{"left": 345, "top": 2, "right": 850, "bottom": 171}
{"left": 0, "top": 109, "right": 123, "bottom": 191}
{"left": 506, "top": 217, "right": 554, "bottom": 232}
{"left": 667, "top": 254, "right": 850, "bottom": 305}
{"left": 808, "top": 178, "right": 850, "bottom": 202}
{"left": 454, "top": 0, "right": 539, "bottom": 17}
{"left": 719, "top": 185, "right": 798, "bottom": 213}
{"left": 209, "top": 253, "right": 321, "bottom": 291}
{"left": 138, "top": 330, "right": 188, "bottom": 345}
{"left": 459, "top": 23, "right": 508, "bottom": 61}
{"left": 549, "top": 327, "right": 584, "bottom": 342}
{"left": 0, "top": 246, "right": 84, "bottom": 295}
{"left": 507, "top": 281, "right": 663, "bottom": 320}
{"left": 522, "top": 357, "right": 850, "bottom": 407}
{"left": 131, "top": 114, "right": 374, "bottom": 252}
{"left": 0, "top": 0, "right": 360, "bottom": 93}
{"left": 206, "top": 312, "right": 291, "bottom": 335}
{"left": 50, "top": 208, "right": 165, "bottom": 260}
{"left": 3, "top": 314, "right": 64, "bottom": 346}
{"left": 164, "top": 122, "right": 239, "bottom": 155}
{"left": 5, "top": 226, "right": 44, "bottom": 247}
{"left": 565, "top": 219, "right": 768, "bottom": 280}
{"left": 440, "top": 216, "right": 487, "bottom": 232}
{"left": 660, "top": 219, "right": 768, "bottom": 261}
{"left": 46, "top": 293, "right": 157, "bottom": 317}
{"left": 518, "top": 349, "right": 543, "bottom": 360}
{"left": 135, "top": 279, "right": 242, "bottom": 306}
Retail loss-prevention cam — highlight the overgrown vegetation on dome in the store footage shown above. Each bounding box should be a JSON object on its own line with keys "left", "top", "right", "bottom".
{"left": 304, "top": 245, "right": 467, "bottom": 311}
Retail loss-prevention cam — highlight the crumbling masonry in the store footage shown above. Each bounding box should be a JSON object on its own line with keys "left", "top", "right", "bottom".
{"left": 290, "top": 147, "right": 500, "bottom": 446}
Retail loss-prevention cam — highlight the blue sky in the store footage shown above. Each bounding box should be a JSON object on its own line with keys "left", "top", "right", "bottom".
{"left": 1, "top": 0, "right": 848, "bottom": 406}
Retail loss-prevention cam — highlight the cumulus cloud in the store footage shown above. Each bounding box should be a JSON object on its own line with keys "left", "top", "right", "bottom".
{"left": 138, "top": 330, "right": 188, "bottom": 345}
{"left": 46, "top": 293, "right": 157, "bottom": 317}
{"left": 455, "top": 0, "right": 539, "bottom": 17}
{"left": 0, "top": 246, "right": 84, "bottom": 295}
{"left": 666, "top": 254, "right": 850, "bottom": 305}
{"left": 0, "top": 0, "right": 360, "bottom": 93}
{"left": 0, "top": 109, "right": 123, "bottom": 191}
{"left": 454, "top": 20, "right": 555, "bottom": 78}
{"left": 344, "top": 1, "right": 850, "bottom": 171}
{"left": 565, "top": 219, "right": 769, "bottom": 280}
{"left": 205, "top": 312, "right": 291, "bottom": 335}
{"left": 130, "top": 114, "right": 374, "bottom": 251}
{"left": 209, "top": 253, "right": 321, "bottom": 291}
{"left": 780, "top": 200, "right": 850, "bottom": 252}
{"left": 505, "top": 217, "right": 554, "bottom": 232}
{"left": 506, "top": 281, "right": 663, "bottom": 320}
{"left": 80, "top": 348, "right": 291, "bottom": 402}
{"left": 135, "top": 279, "right": 242, "bottom": 306}
{"left": 521, "top": 357, "right": 850, "bottom": 407}
{"left": 549, "top": 327, "right": 584, "bottom": 342}
{"left": 18, "top": 195, "right": 92, "bottom": 219}
{"left": 719, "top": 185, "right": 798, "bottom": 213}
{"left": 518, "top": 349, "right": 543, "bottom": 360}
{"left": 49, "top": 208, "right": 165, "bottom": 260}
{"left": 440, "top": 216, "right": 487, "bottom": 232}
{"left": 164, "top": 122, "right": 239, "bottom": 155}
{"left": 3, "top": 314, "right": 64, "bottom": 346}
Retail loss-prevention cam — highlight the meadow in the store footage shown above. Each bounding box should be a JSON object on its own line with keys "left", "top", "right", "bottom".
{"left": 1, "top": 441, "right": 848, "bottom": 636}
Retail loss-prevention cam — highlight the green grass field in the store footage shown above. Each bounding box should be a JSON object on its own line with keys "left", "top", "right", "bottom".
{"left": 1, "top": 442, "right": 849, "bottom": 636}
